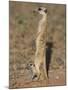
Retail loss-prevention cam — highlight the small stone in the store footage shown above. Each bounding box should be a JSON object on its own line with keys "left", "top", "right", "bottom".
{"left": 56, "top": 57, "right": 64, "bottom": 66}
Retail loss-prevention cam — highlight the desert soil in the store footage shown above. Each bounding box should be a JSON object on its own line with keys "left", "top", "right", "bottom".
{"left": 9, "top": 1, "right": 66, "bottom": 89}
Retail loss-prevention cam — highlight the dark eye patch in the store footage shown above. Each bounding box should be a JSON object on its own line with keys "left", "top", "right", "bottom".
{"left": 38, "top": 7, "right": 42, "bottom": 11}
{"left": 44, "top": 9, "right": 47, "bottom": 13}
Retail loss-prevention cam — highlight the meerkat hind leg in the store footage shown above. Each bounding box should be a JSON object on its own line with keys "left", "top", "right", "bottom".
{"left": 39, "top": 64, "right": 46, "bottom": 80}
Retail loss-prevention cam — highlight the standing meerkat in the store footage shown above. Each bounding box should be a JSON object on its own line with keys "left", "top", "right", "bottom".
{"left": 30, "top": 7, "right": 48, "bottom": 81}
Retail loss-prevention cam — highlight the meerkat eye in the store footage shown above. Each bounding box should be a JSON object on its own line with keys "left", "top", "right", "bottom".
{"left": 44, "top": 9, "right": 47, "bottom": 13}
{"left": 38, "top": 7, "right": 42, "bottom": 11}
{"left": 30, "top": 64, "right": 32, "bottom": 66}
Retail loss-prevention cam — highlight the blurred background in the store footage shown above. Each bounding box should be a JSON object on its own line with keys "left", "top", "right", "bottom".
{"left": 9, "top": 1, "right": 66, "bottom": 88}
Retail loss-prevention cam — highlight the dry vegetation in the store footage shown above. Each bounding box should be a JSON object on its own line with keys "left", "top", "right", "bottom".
{"left": 9, "top": 1, "right": 66, "bottom": 88}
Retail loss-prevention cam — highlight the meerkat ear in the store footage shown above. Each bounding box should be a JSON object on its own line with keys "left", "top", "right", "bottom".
{"left": 44, "top": 9, "right": 47, "bottom": 13}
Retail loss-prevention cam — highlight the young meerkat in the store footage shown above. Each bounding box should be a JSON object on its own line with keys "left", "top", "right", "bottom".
{"left": 30, "top": 7, "right": 48, "bottom": 81}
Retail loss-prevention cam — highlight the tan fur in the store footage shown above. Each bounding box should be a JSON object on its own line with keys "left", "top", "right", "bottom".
{"left": 32, "top": 7, "right": 48, "bottom": 81}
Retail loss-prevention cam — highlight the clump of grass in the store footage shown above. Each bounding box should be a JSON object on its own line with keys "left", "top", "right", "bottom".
{"left": 15, "top": 15, "right": 29, "bottom": 32}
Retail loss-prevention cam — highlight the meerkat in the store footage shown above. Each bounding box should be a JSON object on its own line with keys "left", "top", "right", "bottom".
{"left": 30, "top": 7, "right": 48, "bottom": 81}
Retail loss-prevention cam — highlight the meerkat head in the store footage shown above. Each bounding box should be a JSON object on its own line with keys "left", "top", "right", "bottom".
{"left": 33, "top": 7, "right": 47, "bottom": 15}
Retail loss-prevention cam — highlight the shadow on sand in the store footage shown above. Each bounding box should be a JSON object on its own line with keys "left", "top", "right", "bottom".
{"left": 46, "top": 41, "right": 53, "bottom": 76}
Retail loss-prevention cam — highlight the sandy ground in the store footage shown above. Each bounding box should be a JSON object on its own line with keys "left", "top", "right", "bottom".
{"left": 9, "top": 1, "right": 66, "bottom": 89}
{"left": 9, "top": 69, "right": 65, "bottom": 88}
